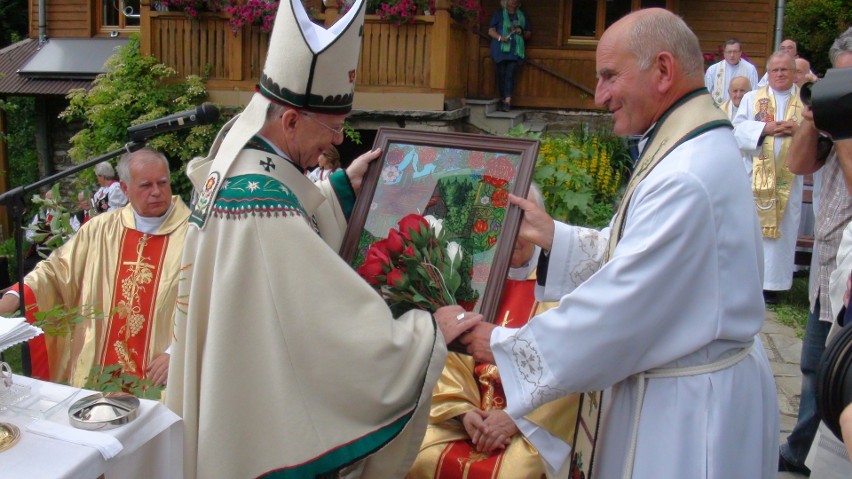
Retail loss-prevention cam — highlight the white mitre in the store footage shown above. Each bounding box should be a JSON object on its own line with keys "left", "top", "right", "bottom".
{"left": 187, "top": 0, "right": 366, "bottom": 229}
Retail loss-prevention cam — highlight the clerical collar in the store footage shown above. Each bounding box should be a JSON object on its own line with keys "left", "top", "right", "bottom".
{"left": 133, "top": 201, "right": 174, "bottom": 234}
{"left": 250, "top": 134, "right": 305, "bottom": 174}
{"left": 771, "top": 86, "right": 794, "bottom": 97}
{"left": 637, "top": 123, "right": 655, "bottom": 156}
{"left": 508, "top": 246, "right": 541, "bottom": 280}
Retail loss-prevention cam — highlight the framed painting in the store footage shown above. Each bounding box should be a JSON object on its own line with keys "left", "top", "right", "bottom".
{"left": 341, "top": 128, "right": 539, "bottom": 325}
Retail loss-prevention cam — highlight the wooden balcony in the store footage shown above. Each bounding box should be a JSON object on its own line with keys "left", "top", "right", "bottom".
{"left": 139, "top": 1, "right": 472, "bottom": 110}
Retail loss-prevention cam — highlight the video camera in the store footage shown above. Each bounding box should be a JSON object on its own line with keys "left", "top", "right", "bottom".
{"left": 800, "top": 67, "right": 852, "bottom": 140}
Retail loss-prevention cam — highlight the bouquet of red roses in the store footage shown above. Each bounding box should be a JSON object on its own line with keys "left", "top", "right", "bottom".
{"left": 356, "top": 214, "right": 478, "bottom": 315}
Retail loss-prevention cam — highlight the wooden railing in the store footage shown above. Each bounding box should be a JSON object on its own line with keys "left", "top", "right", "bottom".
{"left": 139, "top": 1, "right": 470, "bottom": 100}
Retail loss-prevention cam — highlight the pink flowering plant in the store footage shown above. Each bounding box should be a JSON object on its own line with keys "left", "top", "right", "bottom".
{"left": 355, "top": 213, "right": 478, "bottom": 315}
{"left": 159, "top": 0, "right": 318, "bottom": 33}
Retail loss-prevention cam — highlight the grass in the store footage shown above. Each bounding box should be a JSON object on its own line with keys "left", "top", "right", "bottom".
{"left": 767, "top": 274, "right": 811, "bottom": 338}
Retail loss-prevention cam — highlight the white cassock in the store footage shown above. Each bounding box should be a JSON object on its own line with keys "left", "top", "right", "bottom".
{"left": 491, "top": 122, "right": 778, "bottom": 476}
{"left": 704, "top": 58, "right": 759, "bottom": 103}
{"left": 733, "top": 86, "right": 803, "bottom": 290}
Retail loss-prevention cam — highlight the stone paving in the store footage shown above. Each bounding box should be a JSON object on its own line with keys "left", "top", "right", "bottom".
{"left": 761, "top": 310, "right": 809, "bottom": 479}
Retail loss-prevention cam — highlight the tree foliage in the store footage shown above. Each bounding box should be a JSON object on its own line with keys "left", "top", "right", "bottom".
{"left": 0, "top": 0, "right": 28, "bottom": 48}
{"left": 60, "top": 34, "right": 229, "bottom": 198}
{"left": 784, "top": 0, "right": 851, "bottom": 74}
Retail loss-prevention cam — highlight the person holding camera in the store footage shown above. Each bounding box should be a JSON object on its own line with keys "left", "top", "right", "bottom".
{"left": 488, "top": 0, "right": 531, "bottom": 112}
{"left": 782, "top": 28, "right": 852, "bottom": 475}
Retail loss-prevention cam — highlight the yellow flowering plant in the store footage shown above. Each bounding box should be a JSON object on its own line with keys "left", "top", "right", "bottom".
{"left": 509, "top": 125, "right": 630, "bottom": 227}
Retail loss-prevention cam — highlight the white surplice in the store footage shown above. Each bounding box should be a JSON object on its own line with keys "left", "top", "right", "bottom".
{"left": 733, "top": 86, "right": 804, "bottom": 290}
{"left": 491, "top": 123, "right": 778, "bottom": 478}
{"left": 704, "top": 58, "right": 759, "bottom": 104}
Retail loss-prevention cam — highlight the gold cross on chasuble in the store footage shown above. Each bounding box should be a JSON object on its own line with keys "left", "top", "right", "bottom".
{"left": 100, "top": 230, "right": 169, "bottom": 378}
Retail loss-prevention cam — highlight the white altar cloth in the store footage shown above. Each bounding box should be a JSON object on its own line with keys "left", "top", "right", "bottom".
{"left": 0, "top": 374, "right": 183, "bottom": 478}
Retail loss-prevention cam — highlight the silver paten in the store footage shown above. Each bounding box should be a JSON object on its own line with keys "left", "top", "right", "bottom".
{"left": 68, "top": 393, "right": 140, "bottom": 430}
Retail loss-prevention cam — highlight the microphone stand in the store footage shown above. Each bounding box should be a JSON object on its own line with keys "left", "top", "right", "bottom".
{"left": 0, "top": 141, "right": 146, "bottom": 375}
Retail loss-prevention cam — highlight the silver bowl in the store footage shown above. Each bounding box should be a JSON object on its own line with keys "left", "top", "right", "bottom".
{"left": 68, "top": 393, "right": 140, "bottom": 430}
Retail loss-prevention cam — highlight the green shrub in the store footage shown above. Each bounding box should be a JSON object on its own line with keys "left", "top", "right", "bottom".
{"left": 60, "top": 34, "right": 229, "bottom": 199}
{"left": 784, "top": 0, "right": 851, "bottom": 74}
{"left": 509, "top": 125, "right": 631, "bottom": 228}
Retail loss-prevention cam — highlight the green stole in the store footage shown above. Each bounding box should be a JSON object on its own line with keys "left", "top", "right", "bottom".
{"left": 604, "top": 89, "right": 731, "bottom": 262}
{"left": 750, "top": 85, "right": 803, "bottom": 239}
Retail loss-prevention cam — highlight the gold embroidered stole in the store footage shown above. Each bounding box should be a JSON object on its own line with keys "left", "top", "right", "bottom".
{"left": 100, "top": 230, "right": 168, "bottom": 378}
{"left": 713, "top": 61, "right": 726, "bottom": 104}
{"left": 604, "top": 90, "right": 731, "bottom": 262}
{"left": 750, "top": 85, "right": 803, "bottom": 239}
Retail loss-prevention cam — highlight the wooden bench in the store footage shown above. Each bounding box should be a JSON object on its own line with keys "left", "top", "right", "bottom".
{"left": 795, "top": 175, "right": 815, "bottom": 267}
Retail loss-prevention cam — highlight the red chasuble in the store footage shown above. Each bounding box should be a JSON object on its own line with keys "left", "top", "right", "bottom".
{"left": 99, "top": 230, "right": 169, "bottom": 378}
{"left": 432, "top": 279, "right": 539, "bottom": 479}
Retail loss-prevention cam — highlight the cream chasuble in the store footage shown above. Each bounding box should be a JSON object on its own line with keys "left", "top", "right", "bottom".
{"left": 490, "top": 90, "right": 779, "bottom": 478}
{"left": 167, "top": 136, "right": 447, "bottom": 479}
{"left": 21, "top": 198, "right": 189, "bottom": 387}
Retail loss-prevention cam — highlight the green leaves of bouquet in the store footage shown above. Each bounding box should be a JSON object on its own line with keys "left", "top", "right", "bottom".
{"left": 356, "top": 214, "right": 478, "bottom": 315}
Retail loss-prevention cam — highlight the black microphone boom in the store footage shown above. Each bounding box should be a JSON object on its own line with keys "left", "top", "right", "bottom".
{"left": 127, "top": 103, "right": 221, "bottom": 142}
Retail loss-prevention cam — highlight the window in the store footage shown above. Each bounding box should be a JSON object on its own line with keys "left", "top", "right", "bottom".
{"left": 99, "top": 0, "right": 140, "bottom": 31}
{"left": 564, "top": 0, "right": 673, "bottom": 41}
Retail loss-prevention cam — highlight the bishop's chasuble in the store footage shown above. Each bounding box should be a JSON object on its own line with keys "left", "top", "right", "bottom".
{"left": 167, "top": 136, "right": 447, "bottom": 479}
{"left": 409, "top": 274, "right": 578, "bottom": 479}
{"left": 19, "top": 197, "right": 190, "bottom": 387}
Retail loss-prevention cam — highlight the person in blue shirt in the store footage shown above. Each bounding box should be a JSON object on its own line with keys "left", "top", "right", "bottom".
{"left": 487, "top": 0, "right": 531, "bottom": 112}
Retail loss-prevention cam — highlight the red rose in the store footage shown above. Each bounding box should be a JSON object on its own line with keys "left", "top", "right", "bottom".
{"left": 483, "top": 156, "right": 516, "bottom": 188}
{"left": 387, "top": 268, "right": 406, "bottom": 288}
{"left": 488, "top": 235, "right": 497, "bottom": 246}
{"left": 357, "top": 257, "right": 386, "bottom": 285}
{"left": 370, "top": 238, "right": 391, "bottom": 257}
{"left": 491, "top": 189, "right": 509, "bottom": 208}
{"left": 467, "top": 151, "right": 486, "bottom": 169}
{"left": 402, "top": 244, "right": 416, "bottom": 257}
{"left": 365, "top": 245, "right": 392, "bottom": 269}
{"left": 386, "top": 228, "right": 405, "bottom": 256}
{"left": 418, "top": 147, "right": 437, "bottom": 165}
{"left": 473, "top": 219, "right": 488, "bottom": 233}
{"left": 387, "top": 148, "right": 406, "bottom": 166}
{"left": 398, "top": 214, "right": 428, "bottom": 240}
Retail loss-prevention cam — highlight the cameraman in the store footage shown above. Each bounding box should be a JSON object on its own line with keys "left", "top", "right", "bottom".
{"left": 782, "top": 26, "right": 852, "bottom": 475}
{"left": 801, "top": 27, "right": 852, "bottom": 476}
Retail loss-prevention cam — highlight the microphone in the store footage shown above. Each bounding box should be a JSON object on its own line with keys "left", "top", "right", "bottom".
{"left": 127, "top": 103, "right": 221, "bottom": 142}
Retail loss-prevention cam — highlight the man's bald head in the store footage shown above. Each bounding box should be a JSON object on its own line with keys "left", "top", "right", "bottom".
{"left": 728, "top": 76, "right": 751, "bottom": 107}
{"left": 794, "top": 58, "right": 811, "bottom": 87}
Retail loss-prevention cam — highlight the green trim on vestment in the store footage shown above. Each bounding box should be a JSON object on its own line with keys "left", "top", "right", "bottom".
{"left": 257, "top": 410, "right": 415, "bottom": 478}
{"left": 211, "top": 174, "right": 308, "bottom": 220}
{"left": 329, "top": 170, "right": 355, "bottom": 220}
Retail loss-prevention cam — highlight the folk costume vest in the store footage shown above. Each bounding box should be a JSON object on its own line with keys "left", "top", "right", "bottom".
{"left": 749, "top": 84, "right": 803, "bottom": 239}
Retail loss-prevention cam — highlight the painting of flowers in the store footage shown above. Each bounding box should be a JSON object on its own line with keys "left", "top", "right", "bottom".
{"left": 341, "top": 128, "right": 538, "bottom": 323}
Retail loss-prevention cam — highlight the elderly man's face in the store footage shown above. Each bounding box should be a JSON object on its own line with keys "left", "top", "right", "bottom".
{"left": 121, "top": 156, "right": 172, "bottom": 218}
{"left": 767, "top": 55, "right": 795, "bottom": 92}
{"left": 294, "top": 112, "right": 346, "bottom": 169}
{"left": 77, "top": 192, "right": 90, "bottom": 211}
{"left": 779, "top": 39, "right": 797, "bottom": 57}
{"left": 724, "top": 43, "right": 742, "bottom": 65}
{"left": 594, "top": 29, "right": 657, "bottom": 136}
{"left": 728, "top": 77, "right": 751, "bottom": 107}
{"left": 794, "top": 58, "right": 811, "bottom": 87}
